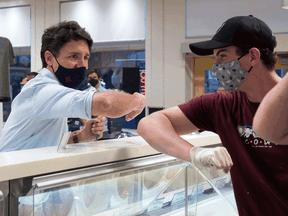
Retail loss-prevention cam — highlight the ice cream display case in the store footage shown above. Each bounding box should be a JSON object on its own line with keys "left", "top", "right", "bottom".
{"left": 0, "top": 189, "right": 4, "bottom": 216}
{"left": 0, "top": 181, "right": 8, "bottom": 216}
{"left": 10, "top": 154, "right": 238, "bottom": 216}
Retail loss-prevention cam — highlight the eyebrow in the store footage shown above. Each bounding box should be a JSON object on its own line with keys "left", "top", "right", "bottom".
{"left": 68, "top": 52, "right": 90, "bottom": 56}
{"left": 215, "top": 48, "right": 228, "bottom": 57}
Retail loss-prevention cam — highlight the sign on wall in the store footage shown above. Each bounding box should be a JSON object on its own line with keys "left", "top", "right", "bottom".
{"left": 140, "top": 70, "right": 145, "bottom": 96}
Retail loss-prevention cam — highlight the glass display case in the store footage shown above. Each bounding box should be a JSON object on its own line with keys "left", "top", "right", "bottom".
{"left": 0, "top": 181, "right": 8, "bottom": 216}
{"left": 0, "top": 189, "right": 4, "bottom": 216}
{"left": 9, "top": 154, "right": 238, "bottom": 216}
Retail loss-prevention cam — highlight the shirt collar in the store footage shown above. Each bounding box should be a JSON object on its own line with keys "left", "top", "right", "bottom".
{"left": 41, "top": 68, "right": 60, "bottom": 83}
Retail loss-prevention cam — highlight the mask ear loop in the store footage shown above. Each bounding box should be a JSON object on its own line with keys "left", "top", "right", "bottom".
{"left": 237, "top": 53, "right": 247, "bottom": 60}
{"left": 237, "top": 53, "right": 253, "bottom": 73}
{"left": 247, "top": 66, "right": 253, "bottom": 73}
{"left": 49, "top": 51, "right": 60, "bottom": 73}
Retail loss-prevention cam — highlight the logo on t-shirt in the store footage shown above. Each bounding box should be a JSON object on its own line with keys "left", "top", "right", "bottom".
{"left": 237, "top": 125, "right": 274, "bottom": 148}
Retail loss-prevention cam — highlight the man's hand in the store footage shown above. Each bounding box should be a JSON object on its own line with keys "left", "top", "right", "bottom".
{"left": 125, "top": 93, "right": 146, "bottom": 121}
{"left": 77, "top": 116, "right": 106, "bottom": 142}
{"left": 190, "top": 146, "right": 233, "bottom": 173}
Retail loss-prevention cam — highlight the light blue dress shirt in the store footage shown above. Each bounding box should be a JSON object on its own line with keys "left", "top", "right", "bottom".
{"left": 96, "top": 85, "right": 107, "bottom": 92}
{"left": 0, "top": 68, "right": 95, "bottom": 152}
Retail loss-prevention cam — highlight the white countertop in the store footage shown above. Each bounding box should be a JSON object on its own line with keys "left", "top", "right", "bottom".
{"left": 0, "top": 131, "right": 221, "bottom": 182}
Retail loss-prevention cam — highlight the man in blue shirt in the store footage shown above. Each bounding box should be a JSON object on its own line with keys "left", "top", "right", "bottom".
{"left": 88, "top": 68, "right": 107, "bottom": 93}
{"left": 0, "top": 21, "right": 146, "bottom": 152}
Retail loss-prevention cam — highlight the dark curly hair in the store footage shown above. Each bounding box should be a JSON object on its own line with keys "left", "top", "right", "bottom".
{"left": 87, "top": 68, "right": 101, "bottom": 78}
{"left": 40, "top": 21, "right": 93, "bottom": 68}
{"left": 27, "top": 72, "right": 38, "bottom": 77}
{"left": 235, "top": 40, "right": 277, "bottom": 71}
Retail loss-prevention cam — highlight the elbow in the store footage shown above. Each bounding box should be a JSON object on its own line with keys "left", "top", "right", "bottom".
{"left": 101, "top": 97, "right": 111, "bottom": 110}
{"left": 253, "top": 119, "right": 286, "bottom": 144}
{"left": 252, "top": 119, "right": 263, "bottom": 138}
{"left": 137, "top": 117, "right": 148, "bottom": 138}
{"left": 253, "top": 121, "right": 271, "bottom": 142}
{"left": 137, "top": 117, "right": 157, "bottom": 149}
{"left": 138, "top": 112, "right": 167, "bottom": 138}
{"left": 253, "top": 114, "right": 270, "bottom": 141}
{"left": 137, "top": 116, "right": 155, "bottom": 142}
{"left": 265, "top": 132, "right": 288, "bottom": 145}
{"left": 92, "top": 95, "right": 111, "bottom": 116}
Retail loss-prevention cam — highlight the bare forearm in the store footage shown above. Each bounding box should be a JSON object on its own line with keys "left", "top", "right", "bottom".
{"left": 254, "top": 75, "right": 288, "bottom": 144}
{"left": 92, "top": 91, "right": 142, "bottom": 118}
{"left": 137, "top": 113, "right": 193, "bottom": 162}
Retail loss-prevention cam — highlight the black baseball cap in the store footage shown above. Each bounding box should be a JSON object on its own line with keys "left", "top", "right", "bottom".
{"left": 189, "top": 15, "right": 276, "bottom": 56}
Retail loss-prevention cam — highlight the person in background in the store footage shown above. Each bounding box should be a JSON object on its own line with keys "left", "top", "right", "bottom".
{"left": 253, "top": 71, "right": 288, "bottom": 144}
{"left": 68, "top": 69, "right": 104, "bottom": 131}
{"left": 111, "top": 68, "right": 122, "bottom": 90}
{"left": 138, "top": 15, "right": 288, "bottom": 215}
{"left": 77, "top": 69, "right": 107, "bottom": 129}
{"left": 27, "top": 72, "right": 38, "bottom": 81}
{"left": 102, "top": 68, "right": 115, "bottom": 89}
{"left": 20, "top": 71, "right": 39, "bottom": 85}
{"left": 87, "top": 68, "right": 107, "bottom": 92}
{"left": 0, "top": 20, "right": 146, "bottom": 152}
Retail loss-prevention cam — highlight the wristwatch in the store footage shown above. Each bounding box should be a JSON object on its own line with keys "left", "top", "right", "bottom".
{"left": 72, "top": 132, "right": 79, "bottom": 143}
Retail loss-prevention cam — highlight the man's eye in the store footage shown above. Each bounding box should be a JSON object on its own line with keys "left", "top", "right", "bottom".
{"left": 70, "top": 55, "right": 77, "bottom": 59}
{"left": 84, "top": 56, "right": 90, "bottom": 60}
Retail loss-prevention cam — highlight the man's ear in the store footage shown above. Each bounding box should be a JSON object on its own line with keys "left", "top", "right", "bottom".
{"left": 249, "top": 48, "right": 261, "bottom": 66}
{"left": 44, "top": 50, "right": 54, "bottom": 67}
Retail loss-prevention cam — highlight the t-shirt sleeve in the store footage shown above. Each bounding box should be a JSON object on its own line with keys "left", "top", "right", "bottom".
{"left": 178, "top": 93, "right": 220, "bottom": 133}
{"left": 32, "top": 84, "right": 94, "bottom": 120}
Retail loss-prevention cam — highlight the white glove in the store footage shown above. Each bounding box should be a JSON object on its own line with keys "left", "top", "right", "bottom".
{"left": 190, "top": 146, "right": 233, "bottom": 172}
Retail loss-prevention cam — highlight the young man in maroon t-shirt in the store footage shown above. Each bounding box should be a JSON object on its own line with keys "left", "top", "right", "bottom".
{"left": 138, "top": 15, "right": 288, "bottom": 216}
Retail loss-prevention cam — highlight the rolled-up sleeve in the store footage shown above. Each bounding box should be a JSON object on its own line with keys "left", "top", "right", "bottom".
{"left": 32, "top": 84, "right": 94, "bottom": 120}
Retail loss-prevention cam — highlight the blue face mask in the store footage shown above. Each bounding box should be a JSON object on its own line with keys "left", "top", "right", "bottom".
{"left": 52, "top": 56, "right": 87, "bottom": 89}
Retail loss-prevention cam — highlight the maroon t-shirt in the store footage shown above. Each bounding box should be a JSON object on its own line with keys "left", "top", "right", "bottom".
{"left": 178, "top": 91, "right": 288, "bottom": 216}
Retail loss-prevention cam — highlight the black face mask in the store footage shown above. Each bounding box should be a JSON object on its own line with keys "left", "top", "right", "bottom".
{"left": 88, "top": 78, "right": 99, "bottom": 87}
{"left": 52, "top": 56, "right": 87, "bottom": 89}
